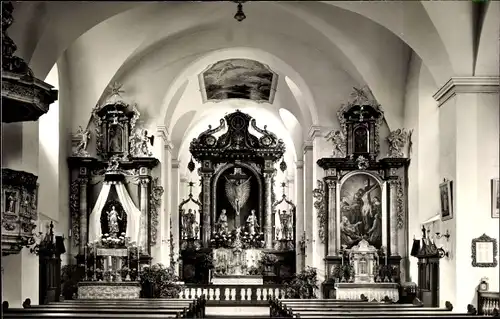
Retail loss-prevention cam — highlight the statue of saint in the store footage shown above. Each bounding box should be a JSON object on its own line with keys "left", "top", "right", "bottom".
{"left": 182, "top": 208, "right": 198, "bottom": 239}
{"left": 246, "top": 210, "right": 259, "bottom": 235}
{"left": 217, "top": 209, "right": 228, "bottom": 234}
{"left": 6, "top": 193, "right": 16, "bottom": 212}
{"left": 286, "top": 211, "right": 294, "bottom": 240}
{"left": 107, "top": 206, "right": 121, "bottom": 237}
{"left": 74, "top": 126, "right": 91, "bottom": 156}
{"left": 108, "top": 126, "right": 123, "bottom": 152}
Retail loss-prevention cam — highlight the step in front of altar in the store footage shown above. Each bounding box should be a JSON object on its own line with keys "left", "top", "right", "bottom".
{"left": 78, "top": 281, "right": 141, "bottom": 299}
{"left": 334, "top": 283, "right": 399, "bottom": 302}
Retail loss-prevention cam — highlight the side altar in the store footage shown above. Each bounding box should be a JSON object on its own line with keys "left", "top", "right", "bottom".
{"left": 317, "top": 87, "right": 411, "bottom": 300}
{"left": 180, "top": 110, "right": 296, "bottom": 284}
{"left": 67, "top": 84, "right": 160, "bottom": 299}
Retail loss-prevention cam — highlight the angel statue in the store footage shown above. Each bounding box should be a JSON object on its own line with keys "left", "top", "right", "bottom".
{"left": 225, "top": 175, "right": 252, "bottom": 227}
{"left": 129, "top": 128, "right": 154, "bottom": 157}
{"left": 73, "top": 126, "right": 91, "bottom": 157}
{"left": 325, "top": 129, "right": 346, "bottom": 158}
{"left": 387, "top": 129, "right": 409, "bottom": 158}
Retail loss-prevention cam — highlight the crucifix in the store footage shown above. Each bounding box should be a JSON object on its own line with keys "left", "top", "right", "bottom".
{"left": 188, "top": 180, "right": 195, "bottom": 197}
{"left": 226, "top": 167, "right": 250, "bottom": 228}
{"left": 353, "top": 105, "right": 370, "bottom": 122}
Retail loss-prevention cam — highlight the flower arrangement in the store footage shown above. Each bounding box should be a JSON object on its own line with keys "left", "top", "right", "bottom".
{"left": 240, "top": 231, "right": 265, "bottom": 249}
{"left": 141, "top": 263, "right": 182, "bottom": 298}
{"left": 284, "top": 267, "right": 318, "bottom": 299}
{"left": 210, "top": 230, "right": 233, "bottom": 249}
{"left": 260, "top": 253, "right": 279, "bottom": 265}
{"left": 94, "top": 233, "right": 126, "bottom": 248}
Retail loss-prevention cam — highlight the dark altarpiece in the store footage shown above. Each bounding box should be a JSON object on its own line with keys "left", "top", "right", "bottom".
{"left": 182, "top": 110, "right": 295, "bottom": 283}
{"left": 318, "top": 87, "right": 411, "bottom": 299}
{"left": 68, "top": 86, "right": 159, "bottom": 263}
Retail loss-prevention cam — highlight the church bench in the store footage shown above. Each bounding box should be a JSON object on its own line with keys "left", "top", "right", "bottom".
{"left": 294, "top": 315, "right": 488, "bottom": 319}
{"left": 2, "top": 313, "right": 183, "bottom": 318}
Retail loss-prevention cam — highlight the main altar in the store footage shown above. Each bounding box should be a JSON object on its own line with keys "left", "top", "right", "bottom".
{"left": 180, "top": 110, "right": 296, "bottom": 284}
{"left": 67, "top": 84, "right": 159, "bottom": 299}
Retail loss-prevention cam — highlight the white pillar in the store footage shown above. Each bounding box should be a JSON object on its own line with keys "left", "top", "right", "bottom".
{"left": 171, "top": 159, "right": 180, "bottom": 273}
{"left": 295, "top": 160, "right": 305, "bottom": 272}
{"left": 303, "top": 142, "right": 315, "bottom": 268}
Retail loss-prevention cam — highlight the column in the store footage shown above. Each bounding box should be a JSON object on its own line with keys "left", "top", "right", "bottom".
{"left": 139, "top": 176, "right": 150, "bottom": 253}
{"left": 387, "top": 178, "right": 398, "bottom": 256}
{"left": 325, "top": 177, "right": 337, "bottom": 256}
{"left": 264, "top": 171, "right": 273, "bottom": 249}
{"left": 171, "top": 159, "right": 180, "bottom": 270}
{"left": 295, "top": 160, "right": 305, "bottom": 271}
{"left": 303, "top": 142, "right": 314, "bottom": 267}
{"left": 200, "top": 171, "right": 213, "bottom": 248}
{"left": 78, "top": 171, "right": 89, "bottom": 255}
{"left": 163, "top": 142, "right": 173, "bottom": 266}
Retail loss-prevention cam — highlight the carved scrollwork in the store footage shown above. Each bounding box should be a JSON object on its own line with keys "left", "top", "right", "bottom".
{"left": 149, "top": 177, "right": 164, "bottom": 246}
{"left": 190, "top": 119, "right": 226, "bottom": 149}
{"left": 312, "top": 180, "right": 326, "bottom": 244}
{"left": 356, "top": 155, "right": 370, "bottom": 170}
{"left": 388, "top": 178, "right": 404, "bottom": 229}
{"left": 2, "top": 3, "right": 33, "bottom": 77}
{"left": 69, "top": 179, "right": 80, "bottom": 246}
{"left": 387, "top": 129, "right": 410, "bottom": 158}
{"left": 250, "top": 118, "right": 281, "bottom": 148}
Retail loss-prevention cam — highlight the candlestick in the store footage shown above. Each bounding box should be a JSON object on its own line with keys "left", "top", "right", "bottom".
{"left": 385, "top": 252, "right": 388, "bottom": 266}
{"left": 93, "top": 243, "right": 97, "bottom": 281}
{"left": 127, "top": 247, "right": 130, "bottom": 281}
{"left": 84, "top": 246, "right": 88, "bottom": 281}
{"left": 341, "top": 252, "right": 344, "bottom": 266}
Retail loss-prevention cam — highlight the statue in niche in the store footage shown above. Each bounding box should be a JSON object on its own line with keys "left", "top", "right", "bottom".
{"left": 73, "top": 126, "right": 91, "bottom": 157}
{"left": 246, "top": 210, "right": 259, "bottom": 235}
{"left": 217, "top": 209, "right": 228, "bottom": 234}
{"left": 107, "top": 206, "right": 122, "bottom": 238}
{"left": 280, "top": 210, "right": 293, "bottom": 240}
{"left": 108, "top": 125, "right": 123, "bottom": 152}
{"left": 325, "top": 129, "right": 347, "bottom": 158}
{"left": 354, "top": 127, "right": 368, "bottom": 153}
{"left": 182, "top": 208, "right": 198, "bottom": 239}
{"left": 5, "top": 192, "right": 16, "bottom": 212}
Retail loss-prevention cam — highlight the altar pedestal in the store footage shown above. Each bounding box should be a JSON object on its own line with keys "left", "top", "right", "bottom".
{"left": 334, "top": 283, "right": 399, "bottom": 302}
{"left": 77, "top": 281, "right": 141, "bottom": 299}
{"left": 211, "top": 275, "right": 263, "bottom": 285}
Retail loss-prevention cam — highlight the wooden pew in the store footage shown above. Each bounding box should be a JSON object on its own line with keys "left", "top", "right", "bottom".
{"left": 4, "top": 296, "right": 206, "bottom": 319}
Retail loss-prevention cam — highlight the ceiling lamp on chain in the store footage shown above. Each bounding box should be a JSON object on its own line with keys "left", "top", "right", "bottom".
{"left": 233, "top": 1, "right": 247, "bottom": 22}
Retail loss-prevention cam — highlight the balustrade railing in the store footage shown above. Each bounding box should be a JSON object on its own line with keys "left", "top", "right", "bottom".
{"left": 179, "top": 284, "right": 287, "bottom": 301}
{"left": 478, "top": 291, "right": 499, "bottom": 316}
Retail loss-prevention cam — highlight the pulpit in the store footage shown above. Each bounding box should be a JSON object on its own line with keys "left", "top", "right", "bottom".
{"left": 334, "top": 240, "right": 399, "bottom": 302}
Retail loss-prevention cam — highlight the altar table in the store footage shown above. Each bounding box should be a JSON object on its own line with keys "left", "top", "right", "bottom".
{"left": 211, "top": 275, "right": 263, "bottom": 285}
{"left": 334, "top": 282, "right": 399, "bottom": 302}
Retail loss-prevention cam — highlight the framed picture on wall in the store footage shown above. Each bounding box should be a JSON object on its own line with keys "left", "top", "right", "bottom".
{"left": 491, "top": 179, "right": 499, "bottom": 218}
{"left": 439, "top": 179, "right": 453, "bottom": 221}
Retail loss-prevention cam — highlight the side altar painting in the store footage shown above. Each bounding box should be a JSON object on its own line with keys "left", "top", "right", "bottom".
{"left": 318, "top": 87, "right": 411, "bottom": 300}
{"left": 67, "top": 83, "right": 160, "bottom": 299}
{"left": 181, "top": 109, "right": 295, "bottom": 284}
{"left": 340, "top": 173, "right": 382, "bottom": 249}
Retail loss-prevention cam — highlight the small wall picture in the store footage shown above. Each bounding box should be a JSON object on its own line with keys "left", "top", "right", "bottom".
{"left": 491, "top": 179, "right": 499, "bottom": 218}
{"left": 439, "top": 180, "right": 453, "bottom": 221}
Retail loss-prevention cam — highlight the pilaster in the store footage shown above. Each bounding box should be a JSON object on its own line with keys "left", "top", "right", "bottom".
{"left": 171, "top": 158, "right": 180, "bottom": 271}
{"left": 433, "top": 76, "right": 499, "bottom": 307}
{"left": 295, "top": 160, "right": 305, "bottom": 271}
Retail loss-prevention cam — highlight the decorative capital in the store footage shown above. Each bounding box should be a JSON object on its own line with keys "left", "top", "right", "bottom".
{"left": 295, "top": 160, "right": 304, "bottom": 169}
{"left": 78, "top": 177, "right": 89, "bottom": 185}
{"left": 433, "top": 76, "right": 500, "bottom": 106}
{"left": 139, "top": 178, "right": 150, "bottom": 186}
{"left": 325, "top": 178, "right": 336, "bottom": 189}
{"left": 156, "top": 125, "right": 169, "bottom": 142}
{"left": 303, "top": 140, "right": 313, "bottom": 153}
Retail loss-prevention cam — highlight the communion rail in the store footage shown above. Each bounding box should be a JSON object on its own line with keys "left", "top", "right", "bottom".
{"left": 180, "top": 284, "right": 286, "bottom": 301}
{"left": 478, "top": 291, "right": 500, "bottom": 316}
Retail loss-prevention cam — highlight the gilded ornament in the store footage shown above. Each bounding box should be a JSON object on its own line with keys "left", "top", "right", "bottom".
{"left": 387, "top": 129, "right": 410, "bottom": 158}
{"left": 149, "top": 178, "right": 164, "bottom": 246}
{"left": 325, "top": 129, "right": 347, "bottom": 158}
{"left": 312, "top": 180, "right": 326, "bottom": 244}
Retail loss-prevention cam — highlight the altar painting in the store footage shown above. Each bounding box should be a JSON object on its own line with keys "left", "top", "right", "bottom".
{"left": 339, "top": 173, "right": 382, "bottom": 249}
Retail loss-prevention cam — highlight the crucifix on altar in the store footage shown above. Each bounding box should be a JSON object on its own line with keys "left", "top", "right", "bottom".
{"left": 224, "top": 167, "right": 252, "bottom": 229}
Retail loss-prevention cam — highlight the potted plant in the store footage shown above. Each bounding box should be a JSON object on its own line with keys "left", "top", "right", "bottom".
{"left": 259, "top": 253, "right": 278, "bottom": 276}
{"left": 284, "top": 267, "right": 318, "bottom": 299}
{"left": 61, "top": 265, "right": 85, "bottom": 300}
{"left": 140, "top": 263, "right": 182, "bottom": 298}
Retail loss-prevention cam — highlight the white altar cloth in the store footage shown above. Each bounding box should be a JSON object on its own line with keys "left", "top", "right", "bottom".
{"left": 211, "top": 275, "right": 263, "bottom": 285}
{"left": 334, "top": 283, "right": 399, "bottom": 302}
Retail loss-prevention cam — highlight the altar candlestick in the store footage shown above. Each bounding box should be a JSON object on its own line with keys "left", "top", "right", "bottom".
{"left": 84, "top": 246, "right": 88, "bottom": 281}
{"left": 127, "top": 247, "right": 130, "bottom": 276}
{"left": 93, "top": 243, "right": 97, "bottom": 281}
{"left": 341, "top": 252, "right": 344, "bottom": 266}
{"left": 385, "top": 252, "right": 388, "bottom": 266}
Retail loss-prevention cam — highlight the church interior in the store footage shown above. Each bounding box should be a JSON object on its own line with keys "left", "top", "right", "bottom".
{"left": 1, "top": 1, "right": 499, "bottom": 318}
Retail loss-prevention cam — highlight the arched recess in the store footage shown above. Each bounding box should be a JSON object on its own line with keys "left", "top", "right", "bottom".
{"left": 474, "top": 1, "right": 500, "bottom": 75}
{"left": 159, "top": 47, "right": 318, "bottom": 131}
{"left": 211, "top": 162, "right": 264, "bottom": 231}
